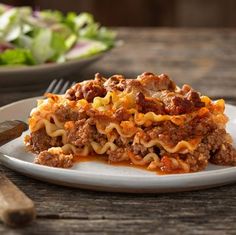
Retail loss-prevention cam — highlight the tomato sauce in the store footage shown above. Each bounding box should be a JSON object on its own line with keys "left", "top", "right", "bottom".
{"left": 73, "top": 154, "right": 186, "bottom": 175}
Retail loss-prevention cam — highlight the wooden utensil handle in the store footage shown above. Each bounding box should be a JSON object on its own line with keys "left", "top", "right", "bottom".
{"left": 0, "top": 174, "right": 36, "bottom": 227}
{"left": 0, "top": 120, "right": 28, "bottom": 146}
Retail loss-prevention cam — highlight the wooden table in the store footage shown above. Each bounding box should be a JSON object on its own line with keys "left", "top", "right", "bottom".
{"left": 1, "top": 28, "right": 236, "bottom": 234}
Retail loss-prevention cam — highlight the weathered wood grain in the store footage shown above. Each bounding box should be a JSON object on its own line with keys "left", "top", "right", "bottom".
{"left": 1, "top": 217, "right": 236, "bottom": 235}
{"left": 1, "top": 28, "right": 236, "bottom": 234}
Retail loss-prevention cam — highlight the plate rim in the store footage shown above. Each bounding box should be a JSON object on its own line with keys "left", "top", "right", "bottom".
{"left": 0, "top": 51, "right": 106, "bottom": 73}
{"left": 0, "top": 96, "right": 42, "bottom": 110}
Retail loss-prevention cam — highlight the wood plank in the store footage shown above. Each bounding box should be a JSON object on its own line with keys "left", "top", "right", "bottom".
{"left": 1, "top": 217, "right": 236, "bottom": 235}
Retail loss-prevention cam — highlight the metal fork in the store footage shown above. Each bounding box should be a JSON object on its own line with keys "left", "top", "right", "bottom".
{"left": 45, "top": 79, "right": 76, "bottom": 94}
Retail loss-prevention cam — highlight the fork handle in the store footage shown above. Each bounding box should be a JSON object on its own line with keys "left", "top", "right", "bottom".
{"left": 0, "top": 120, "right": 28, "bottom": 146}
{"left": 0, "top": 174, "right": 36, "bottom": 227}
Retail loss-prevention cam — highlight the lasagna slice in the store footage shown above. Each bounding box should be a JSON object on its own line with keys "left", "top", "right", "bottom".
{"left": 24, "top": 72, "right": 236, "bottom": 174}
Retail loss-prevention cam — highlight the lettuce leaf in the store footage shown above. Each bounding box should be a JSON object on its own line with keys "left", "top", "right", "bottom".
{"left": 15, "top": 34, "right": 33, "bottom": 49}
{"left": 64, "top": 12, "right": 77, "bottom": 30}
{"left": 65, "top": 39, "right": 107, "bottom": 60}
{"left": 68, "top": 12, "right": 116, "bottom": 47}
{"left": 0, "top": 7, "right": 32, "bottom": 42}
{"left": 36, "top": 10, "right": 63, "bottom": 24}
{"left": 0, "top": 48, "right": 34, "bottom": 65}
{"left": 31, "top": 29, "right": 54, "bottom": 64}
{"left": 31, "top": 28, "right": 68, "bottom": 63}
{"left": 50, "top": 32, "right": 67, "bottom": 60}
{"left": 73, "top": 12, "right": 94, "bottom": 30}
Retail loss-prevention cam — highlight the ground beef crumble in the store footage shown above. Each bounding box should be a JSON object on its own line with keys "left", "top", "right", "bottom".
{"left": 114, "top": 107, "right": 131, "bottom": 121}
{"left": 104, "top": 75, "right": 126, "bottom": 91}
{"left": 93, "top": 131, "right": 107, "bottom": 146}
{"left": 173, "top": 128, "right": 236, "bottom": 171}
{"left": 162, "top": 90, "right": 205, "bottom": 115}
{"left": 65, "top": 73, "right": 107, "bottom": 102}
{"left": 131, "top": 144, "right": 149, "bottom": 156}
{"left": 29, "top": 128, "right": 62, "bottom": 153}
{"left": 136, "top": 92, "right": 165, "bottom": 114}
{"left": 66, "top": 119, "right": 95, "bottom": 148}
{"left": 138, "top": 72, "right": 176, "bottom": 91}
{"left": 144, "top": 116, "right": 216, "bottom": 146}
{"left": 35, "top": 150, "right": 73, "bottom": 168}
{"left": 181, "top": 143, "right": 210, "bottom": 172}
{"left": 202, "top": 128, "right": 231, "bottom": 152}
{"left": 210, "top": 143, "right": 236, "bottom": 166}
{"left": 55, "top": 105, "right": 87, "bottom": 122}
{"left": 108, "top": 148, "right": 129, "bottom": 162}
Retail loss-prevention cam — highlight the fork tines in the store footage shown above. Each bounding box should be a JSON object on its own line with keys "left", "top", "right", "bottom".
{"left": 45, "top": 79, "right": 76, "bottom": 95}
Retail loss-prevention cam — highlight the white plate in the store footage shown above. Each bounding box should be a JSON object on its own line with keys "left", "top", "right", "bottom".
{"left": 0, "top": 53, "right": 104, "bottom": 87}
{"left": 0, "top": 97, "right": 236, "bottom": 193}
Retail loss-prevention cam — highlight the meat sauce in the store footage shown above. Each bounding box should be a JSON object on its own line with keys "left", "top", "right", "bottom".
{"left": 73, "top": 154, "right": 186, "bottom": 175}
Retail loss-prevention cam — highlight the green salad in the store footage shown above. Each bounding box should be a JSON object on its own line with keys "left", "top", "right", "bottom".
{"left": 0, "top": 4, "right": 116, "bottom": 66}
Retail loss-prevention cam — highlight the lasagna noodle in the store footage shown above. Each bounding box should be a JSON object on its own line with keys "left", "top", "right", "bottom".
{"left": 61, "top": 144, "right": 90, "bottom": 156}
{"left": 32, "top": 115, "right": 202, "bottom": 157}
{"left": 96, "top": 122, "right": 138, "bottom": 138}
{"left": 128, "top": 152, "right": 190, "bottom": 172}
{"left": 139, "top": 138, "right": 201, "bottom": 154}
